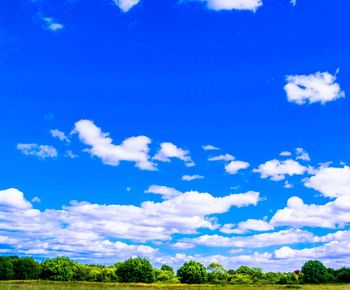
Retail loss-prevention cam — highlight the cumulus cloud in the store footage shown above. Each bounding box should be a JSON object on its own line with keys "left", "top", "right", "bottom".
{"left": 0, "top": 187, "right": 260, "bottom": 262}
{"left": 270, "top": 196, "right": 350, "bottom": 229}
{"left": 225, "top": 160, "right": 250, "bottom": 175}
{"left": 284, "top": 71, "right": 345, "bottom": 105}
{"left": 17, "top": 143, "right": 58, "bottom": 159}
{"left": 208, "top": 154, "right": 234, "bottom": 162}
{"left": 182, "top": 175, "right": 204, "bottom": 181}
{"left": 304, "top": 166, "right": 350, "bottom": 198}
{"left": 220, "top": 219, "right": 274, "bottom": 234}
{"left": 154, "top": 142, "right": 194, "bottom": 167}
{"left": 73, "top": 119, "right": 156, "bottom": 170}
{"left": 202, "top": 145, "right": 220, "bottom": 151}
{"left": 253, "top": 159, "right": 309, "bottom": 181}
{"left": 50, "top": 129, "right": 70, "bottom": 143}
{"left": 279, "top": 151, "right": 292, "bottom": 157}
{"left": 113, "top": 0, "right": 140, "bottom": 12}
{"left": 296, "top": 147, "right": 310, "bottom": 161}
{"left": 145, "top": 185, "right": 183, "bottom": 200}
{"left": 0, "top": 188, "right": 32, "bottom": 210}
{"left": 202, "top": 0, "right": 263, "bottom": 12}
{"left": 171, "top": 242, "right": 195, "bottom": 250}
{"left": 64, "top": 150, "right": 78, "bottom": 159}
{"left": 188, "top": 229, "right": 315, "bottom": 248}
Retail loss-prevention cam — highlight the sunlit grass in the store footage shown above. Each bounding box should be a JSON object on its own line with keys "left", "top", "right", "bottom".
{"left": 0, "top": 281, "right": 349, "bottom": 290}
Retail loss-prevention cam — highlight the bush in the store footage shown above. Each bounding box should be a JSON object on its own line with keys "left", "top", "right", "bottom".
{"left": 207, "top": 262, "right": 228, "bottom": 284}
{"left": 336, "top": 268, "right": 350, "bottom": 283}
{"left": 41, "top": 257, "right": 77, "bottom": 281}
{"left": 301, "top": 260, "right": 329, "bottom": 284}
{"left": 0, "top": 256, "right": 15, "bottom": 280}
{"left": 177, "top": 261, "right": 208, "bottom": 284}
{"left": 12, "top": 257, "right": 41, "bottom": 280}
{"left": 115, "top": 257, "right": 155, "bottom": 283}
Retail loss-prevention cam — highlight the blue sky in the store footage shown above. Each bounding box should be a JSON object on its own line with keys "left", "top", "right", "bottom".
{"left": 0, "top": 0, "right": 350, "bottom": 271}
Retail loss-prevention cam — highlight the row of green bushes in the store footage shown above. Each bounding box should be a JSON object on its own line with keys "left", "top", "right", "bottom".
{"left": 0, "top": 256, "right": 349, "bottom": 284}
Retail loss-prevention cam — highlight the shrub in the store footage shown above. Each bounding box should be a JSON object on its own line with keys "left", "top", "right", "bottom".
{"left": 177, "top": 261, "right": 208, "bottom": 284}
{"left": 115, "top": 257, "right": 155, "bottom": 283}
{"left": 301, "top": 260, "right": 329, "bottom": 284}
{"left": 41, "top": 257, "right": 77, "bottom": 281}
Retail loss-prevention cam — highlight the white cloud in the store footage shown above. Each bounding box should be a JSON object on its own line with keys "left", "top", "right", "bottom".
{"left": 188, "top": 228, "right": 315, "bottom": 248}
{"left": 31, "top": 197, "right": 41, "bottom": 203}
{"left": 50, "top": 129, "right": 70, "bottom": 143}
{"left": 279, "top": 151, "right": 291, "bottom": 157}
{"left": 203, "top": 0, "right": 263, "bottom": 12}
{"left": 220, "top": 219, "right": 274, "bottom": 234}
{"left": 275, "top": 231, "right": 350, "bottom": 262}
{"left": 113, "top": 0, "right": 140, "bottom": 12}
{"left": 145, "top": 185, "right": 183, "bottom": 200}
{"left": 182, "top": 174, "right": 204, "bottom": 181}
{"left": 284, "top": 181, "right": 293, "bottom": 189}
{"left": 43, "top": 17, "right": 64, "bottom": 31}
{"left": 270, "top": 196, "right": 350, "bottom": 229}
{"left": 154, "top": 142, "right": 194, "bottom": 167}
{"left": 284, "top": 71, "right": 345, "bottom": 105}
{"left": 290, "top": 0, "right": 297, "bottom": 6}
{"left": 0, "top": 188, "right": 259, "bottom": 255}
{"left": 208, "top": 154, "right": 234, "bottom": 161}
{"left": 296, "top": 147, "right": 310, "bottom": 161}
{"left": 0, "top": 188, "right": 32, "bottom": 210}
{"left": 253, "top": 159, "right": 308, "bottom": 181}
{"left": 225, "top": 160, "right": 250, "bottom": 175}
{"left": 171, "top": 242, "right": 195, "bottom": 250}
{"left": 64, "top": 150, "right": 78, "bottom": 159}
{"left": 202, "top": 145, "right": 220, "bottom": 151}
{"left": 73, "top": 119, "right": 156, "bottom": 171}
{"left": 304, "top": 166, "right": 350, "bottom": 198}
{"left": 17, "top": 143, "right": 58, "bottom": 159}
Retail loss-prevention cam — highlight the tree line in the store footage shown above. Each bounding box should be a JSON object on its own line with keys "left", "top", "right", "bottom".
{"left": 0, "top": 256, "right": 350, "bottom": 284}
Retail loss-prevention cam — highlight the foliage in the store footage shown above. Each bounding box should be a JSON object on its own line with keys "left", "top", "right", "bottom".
{"left": 41, "top": 257, "right": 77, "bottom": 281}
{"left": 160, "top": 264, "right": 174, "bottom": 273}
{"left": 12, "top": 257, "right": 41, "bottom": 280}
{"left": 301, "top": 260, "right": 329, "bottom": 284}
{"left": 207, "top": 262, "right": 229, "bottom": 284}
{"left": 336, "top": 268, "right": 350, "bottom": 283}
{"left": 1, "top": 255, "right": 350, "bottom": 285}
{"left": 0, "top": 256, "right": 15, "bottom": 280}
{"left": 177, "top": 261, "right": 208, "bottom": 284}
{"left": 115, "top": 257, "right": 154, "bottom": 283}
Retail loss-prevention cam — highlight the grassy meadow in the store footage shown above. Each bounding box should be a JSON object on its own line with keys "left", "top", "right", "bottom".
{"left": 0, "top": 281, "right": 349, "bottom": 290}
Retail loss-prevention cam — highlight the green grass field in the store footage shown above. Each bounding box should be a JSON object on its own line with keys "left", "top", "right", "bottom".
{"left": 0, "top": 281, "right": 349, "bottom": 290}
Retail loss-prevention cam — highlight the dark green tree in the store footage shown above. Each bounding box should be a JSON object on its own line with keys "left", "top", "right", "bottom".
{"left": 115, "top": 257, "right": 154, "bottom": 283}
{"left": 161, "top": 264, "right": 174, "bottom": 273}
{"left": 0, "top": 256, "right": 15, "bottom": 280}
{"left": 177, "top": 261, "right": 208, "bottom": 284}
{"left": 336, "top": 268, "right": 350, "bottom": 283}
{"left": 12, "top": 257, "right": 41, "bottom": 280}
{"left": 40, "top": 257, "right": 77, "bottom": 281}
{"left": 301, "top": 260, "right": 329, "bottom": 284}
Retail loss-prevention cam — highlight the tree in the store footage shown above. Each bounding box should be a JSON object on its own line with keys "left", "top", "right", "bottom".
{"left": 207, "top": 262, "right": 228, "bottom": 284}
{"left": 115, "top": 257, "right": 154, "bottom": 283}
{"left": 177, "top": 261, "right": 208, "bottom": 284}
{"left": 154, "top": 269, "right": 179, "bottom": 283}
{"left": 336, "top": 268, "right": 350, "bottom": 283}
{"left": 12, "top": 257, "right": 41, "bottom": 280}
{"left": 301, "top": 260, "right": 329, "bottom": 284}
{"left": 161, "top": 264, "right": 174, "bottom": 273}
{"left": 0, "top": 256, "right": 15, "bottom": 280}
{"left": 41, "top": 257, "right": 77, "bottom": 281}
